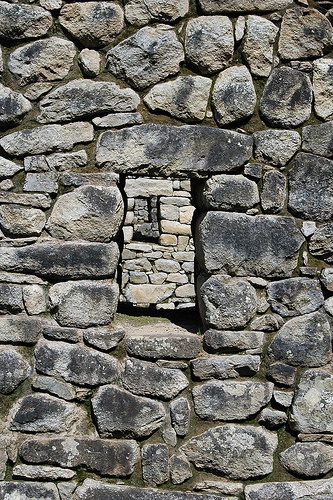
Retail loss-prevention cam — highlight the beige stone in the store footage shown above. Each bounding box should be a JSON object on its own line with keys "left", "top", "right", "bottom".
{"left": 159, "top": 234, "right": 177, "bottom": 246}
{"left": 124, "top": 284, "right": 176, "bottom": 305}
{"left": 179, "top": 206, "right": 195, "bottom": 224}
{"left": 160, "top": 220, "right": 192, "bottom": 236}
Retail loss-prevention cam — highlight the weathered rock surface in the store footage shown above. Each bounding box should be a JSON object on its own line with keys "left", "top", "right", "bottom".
{"left": 0, "top": 315, "right": 45, "bottom": 344}
{"left": 204, "top": 329, "right": 264, "bottom": 353}
{"left": 182, "top": 424, "right": 277, "bottom": 479}
{"left": 0, "top": 122, "right": 93, "bottom": 157}
{"left": 20, "top": 437, "right": 138, "bottom": 476}
{"left": 126, "top": 329, "right": 201, "bottom": 359}
{"left": 267, "top": 278, "right": 324, "bottom": 317}
{"left": 125, "top": 0, "right": 189, "bottom": 26}
{"left": 35, "top": 340, "right": 118, "bottom": 386}
{"left": 12, "top": 464, "right": 75, "bottom": 480}
{"left": 0, "top": 283, "right": 23, "bottom": 314}
{"left": 93, "top": 112, "right": 143, "bottom": 129}
{"left": 267, "top": 362, "right": 297, "bottom": 387}
{"left": 0, "top": 84, "right": 32, "bottom": 127}
{"left": 198, "top": 275, "right": 257, "bottom": 329}
{"left": 170, "top": 451, "right": 192, "bottom": 485}
{"left": 0, "top": 348, "right": 30, "bottom": 394}
{"left": 198, "top": 0, "right": 291, "bottom": 13}
{"left": 243, "top": 15, "right": 278, "bottom": 77}
{"left": 0, "top": 205, "right": 45, "bottom": 237}
{"left": 49, "top": 280, "right": 119, "bottom": 327}
{"left": 192, "top": 380, "right": 273, "bottom": 420}
{"left": 107, "top": 25, "right": 184, "bottom": 90}
{"left": 92, "top": 385, "right": 165, "bottom": 438}
{"left": 245, "top": 478, "right": 333, "bottom": 499}
{"left": 0, "top": 483, "right": 59, "bottom": 500}
{"left": 8, "top": 37, "right": 76, "bottom": 86}
{"left": 38, "top": 80, "right": 139, "bottom": 123}
{"left": 170, "top": 397, "right": 190, "bottom": 436}
{"left": 309, "top": 223, "right": 333, "bottom": 262}
{"left": 260, "top": 67, "right": 312, "bottom": 127}
{"left": 144, "top": 76, "right": 211, "bottom": 123}
{"left": 303, "top": 121, "right": 333, "bottom": 157}
{"left": 0, "top": 157, "right": 22, "bottom": 178}
{"left": 313, "top": 58, "right": 333, "bottom": 120}
{"left": 254, "top": 129, "right": 301, "bottom": 166}
{"left": 196, "top": 212, "right": 304, "bottom": 277}
{"left": 185, "top": 16, "right": 234, "bottom": 74}
{"left": 197, "top": 174, "right": 259, "bottom": 211}
{"left": 259, "top": 408, "right": 287, "bottom": 429}
{"left": 261, "top": 170, "right": 286, "bottom": 213}
{"left": 191, "top": 355, "right": 260, "bottom": 380}
{"left": 59, "top": 2, "right": 124, "bottom": 48}
{"left": 280, "top": 442, "right": 333, "bottom": 477}
{"left": 212, "top": 65, "right": 256, "bottom": 126}
{"left": 96, "top": 125, "right": 253, "bottom": 176}
{"left": 142, "top": 443, "right": 169, "bottom": 486}
{"left": 79, "top": 49, "right": 100, "bottom": 78}
{"left": 122, "top": 358, "right": 188, "bottom": 400}
{"left": 32, "top": 375, "right": 76, "bottom": 401}
{"left": 290, "top": 369, "right": 333, "bottom": 433}
{"left": 0, "top": 1, "right": 52, "bottom": 41}
{"left": 83, "top": 327, "right": 124, "bottom": 351}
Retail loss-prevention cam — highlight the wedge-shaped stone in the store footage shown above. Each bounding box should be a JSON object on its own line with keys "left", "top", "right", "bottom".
{"left": 191, "top": 355, "right": 260, "bottom": 380}
{"left": 313, "top": 58, "right": 333, "bottom": 120}
{"left": 193, "top": 380, "right": 273, "bottom": 421}
{"left": 35, "top": 340, "right": 118, "bottom": 386}
{"left": 245, "top": 479, "right": 333, "bottom": 500}
{"left": 39, "top": 80, "right": 139, "bottom": 123}
{"left": 0, "top": 1, "right": 52, "bottom": 40}
{"left": 92, "top": 385, "right": 165, "bottom": 438}
{"left": 96, "top": 124, "right": 253, "bottom": 176}
{"left": 125, "top": 0, "right": 189, "bottom": 26}
{"left": 198, "top": 0, "right": 291, "bottom": 13}
{"left": 0, "top": 241, "right": 119, "bottom": 280}
{"left": 20, "top": 437, "right": 139, "bottom": 477}
{"left": 0, "top": 348, "right": 30, "bottom": 394}
{"left": 280, "top": 442, "right": 333, "bottom": 478}
{"left": 267, "top": 278, "right": 324, "bottom": 317}
{"left": 254, "top": 129, "right": 301, "bottom": 167}
{"left": 126, "top": 329, "right": 202, "bottom": 359}
{"left": 0, "top": 315, "right": 45, "bottom": 344}
{"left": 0, "top": 122, "right": 93, "bottom": 157}
{"left": 196, "top": 212, "right": 304, "bottom": 277}
{"left": 0, "top": 83, "right": 31, "bottom": 127}
{"left": 0, "top": 157, "right": 22, "bottom": 178}
{"left": 182, "top": 424, "right": 277, "bottom": 479}
{"left": 0, "top": 483, "right": 59, "bottom": 500}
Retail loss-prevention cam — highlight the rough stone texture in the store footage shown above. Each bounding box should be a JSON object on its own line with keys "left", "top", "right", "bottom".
{"left": 197, "top": 174, "right": 259, "bottom": 211}
{"left": 0, "top": 83, "right": 32, "bottom": 126}
{"left": 0, "top": 483, "right": 59, "bottom": 500}
{"left": 196, "top": 212, "right": 304, "bottom": 277}
{"left": 0, "top": 315, "right": 45, "bottom": 344}
{"left": 198, "top": 0, "right": 291, "bottom": 13}
{"left": 185, "top": 16, "right": 234, "bottom": 75}
{"left": 243, "top": 16, "right": 278, "bottom": 77}
{"left": 125, "top": 0, "right": 189, "bottom": 26}
{"left": 59, "top": 2, "right": 124, "bottom": 48}
{"left": 198, "top": 275, "right": 257, "bottom": 329}
{"left": 170, "top": 452, "right": 192, "bottom": 485}
{"left": 126, "top": 330, "right": 201, "bottom": 359}
{"left": 182, "top": 425, "right": 277, "bottom": 479}
{"left": 83, "top": 327, "right": 124, "bottom": 351}
{"left": 260, "top": 67, "right": 312, "bottom": 127}
{"left": 170, "top": 397, "right": 190, "bottom": 436}
{"left": 245, "top": 479, "right": 333, "bottom": 499}
{"left": 12, "top": 464, "right": 75, "bottom": 480}
{"left": 79, "top": 49, "right": 100, "bottom": 78}
{"left": 0, "top": 348, "right": 30, "bottom": 394}
{"left": 97, "top": 125, "right": 253, "bottom": 176}
{"left": 303, "top": 121, "right": 333, "bottom": 157}
{"left": 261, "top": 170, "right": 286, "bottom": 213}
{"left": 204, "top": 329, "right": 264, "bottom": 353}
{"left": 192, "top": 380, "right": 273, "bottom": 421}
{"left": 142, "top": 443, "right": 169, "bottom": 486}
{"left": 191, "top": 355, "right": 260, "bottom": 380}
{"left": 0, "top": 1, "right": 52, "bottom": 41}
{"left": 309, "top": 223, "right": 333, "bottom": 262}
{"left": 280, "top": 442, "right": 333, "bottom": 478}
{"left": 254, "top": 129, "right": 301, "bottom": 167}
{"left": 212, "top": 66, "right": 256, "bottom": 126}
{"left": 107, "top": 25, "right": 184, "bottom": 90}
{"left": 267, "top": 278, "right": 324, "bottom": 317}
{"left": 0, "top": 157, "right": 22, "bottom": 178}
{"left": 313, "top": 58, "right": 333, "bottom": 120}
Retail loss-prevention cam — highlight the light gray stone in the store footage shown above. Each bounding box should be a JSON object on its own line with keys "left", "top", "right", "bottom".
{"left": 126, "top": 329, "right": 201, "bottom": 359}
{"left": 267, "top": 278, "right": 324, "bottom": 317}
{"left": 83, "top": 327, "right": 124, "bottom": 351}
{"left": 125, "top": 0, "right": 189, "bottom": 26}
{"left": 0, "top": 83, "right": 31, "bottom": 126}
{"left": 260, "top": 67, "right": 312, "bottom": 127}
{"left": 107, "top": 25, "right": 184, "bottom": 90}
{"left": 0, "top": 315, "right": 45, "bottom": 344}
{"left": 191, "top": 354, "right": 260, "bottom": 380}
{"left": 142, "top": 443, "right": 169, "bottom": 486}
{"left": 0, "top": 348, "right": 30, "bottom": 394}
{"left": 313, "top": 57, "right": 333, "bottom": 120}
{"left": 245, "top": 478, "right": 333, "bottom": 499}
{"left": 123, "top": 283, "right": 176, "bottom": 305}
{"left": 8, "top": 37, "right": 76, "bottom": 86}
{"left": 0, "top": 483, "right": 59, "bottom": 500}
{"left": 198, "top": 0, "right": 291, "bottom": 13}
{"left": 144, "top": 75, "right": 211, "bottom": 123}
{"left": 212, "top": 65, "right": 256, "bottom": 126}
{"left": 0, "top": 157, "right": 22, "bottom": 178}
{"left": 321, "top": 268, "right": 333, "bottom": 291}
{"left": 23, "top": 172, "right": 58, "bottom": 194}
{"left": 254, "top": 129, "right": 301, "bottom": 166}
{"left": 280, "top": 442, "right": 333, "bottom": 477}
{"left": 258, "top": 408, "right": 287, "bottom": 429}
{"left": 243, "top": 15, "right": 278, "bottom": 77}
{"left": 170, "top": 451, "right": 192, "bottom": 485}
{"left": 32, "top": 375, "right": 76, "bottom": 401}
{"left": 184, "top": 16, "right": 234, "bottom": 75}
{"left": 170, "top": 397, "right": 190, "bottom": 436}
{"left": 79, "top": 48, "right": 100, "bottom": 78}
{"left": 0, "top": 283, "right": 23, "bottom": 313}
{"left": 39, "top": 79, "right": 139, "bottom": 123}
{"left": 0, "top": 1, "right": 52, "bottom": 40}
{"left": 303, "top": 121, "right": 333, "bottom": 157}
{"left": 97, "top": 124, "right": 253, "bottom": 176}
{"left": 182, "top": 424, "right": 277, "bottom": 479}
{"left": 194, "top": 480, "right": 243, "bottom": 496}
{"left": 204, "top": 329, "right": 264, "bottom": 353}
{"left": 93, "top": 112, "right": 143, "bottom": 128}
{"left": 198, "top": 174, "right": 259, "bottom": 211}
{"left": 310, "top": 223, "right": 333, "bottom": 262}
{"left": 12, "top": 464, "right": 75, "bottom": 480}
{"left": 196, "top": 212, "right": 304, "bottom": 277}
{"left": 261, "top": 170, "right": 286, "bottom": 213}
{"left": 92, "top": 385, "right": 165, "bottom": 438}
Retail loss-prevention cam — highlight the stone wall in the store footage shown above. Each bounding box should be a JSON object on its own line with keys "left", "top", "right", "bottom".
{"left": 0, "top": 0, "right": 333, "bottom": 499}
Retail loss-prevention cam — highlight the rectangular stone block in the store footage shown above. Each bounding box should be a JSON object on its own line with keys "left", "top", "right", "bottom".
{"left": 125, "top": 178, "right": 173, "bottom": 197}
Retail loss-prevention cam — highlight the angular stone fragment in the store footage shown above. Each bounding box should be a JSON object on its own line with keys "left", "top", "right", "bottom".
{"left": 191, "top": 355, "right": 260, "bottom": 380}
{"left": 193, "top": 380, "right": 273, "bottom": 421}
{"left": 313, "top": 58, "right": 333, "bottom": 120}
{"left": 182, "top": 424, "right": 277, "bottom": 479}
{"left": 194, "top": 480, "right": 243, "bottom": 496}
{"left": 93, "top": 112, "right": 143, "bottom": 129}
{"left": 97, "top": 124, "right": 253, "bottom": 176}
{"left": 35, "top": 340, "right": 118, "bottom": 386}
{"left": 258, "top": 408, "right": 287, "bottom": 429}
{"left": 254, "top": 129, "right": 301, "bottom": 166}
{"left": 39, "top": 80, "right": 139, "bottom": 123}
{"left": 8, "top": 37, "right": 76, "bottom": 86}
{"left": 142, "top": 443, "right": 169, "bottom": 486}
{"left": 198, "top": 0, "right": 291, "bottom": 13}
{"left": 245, "top": 478, "right": 333, "bottom": 499}
{"left": 0, "top": 315, "right": 44, "bottom": 344}
{"left": 32, "top": 375, "right": 76, "bottom": 401}
{"left": 46, "top": 185, "right": 124, "bottom": 242}
{"left": 124, "top": 283, "right": 175, "bottom": 305}
{"left": 269, "top": 311, "right": 331, "bottom": 367}
{"left": 0, "top": 1, "right": 52, "bottom": 41}
{"left": 20, "top": 437, "right": 138, "bottom": 477}
{"left": 267, "top": 278, "right": 324, "bottom": 317}
{"left": 125, "top": 0, "right": 189, "bottom": 26}
{"left": 310, "top": 223, "right": 333, "bottom": 262}
{"left": 185, "top": 16, "right": 234, "bottom": 74}
{"left": 170, "top": 452, "right": 192, "bottom": 485}
{"left": 0, "top": 241, "right": 119, "bottom": 280}
{"left": 59, "top": 2, "right": 124, "bottom": 48}
{"left": 260, "top": 67, "right": 312, "bottom": 127}
{"left": 144, "top": 76, "right": 211, "bottom": 123}
{"left": 302, "top": 121, "right": 333, "bottom": 157}
{"left": 0, "top": 122, "right": 93, "bottom": 157}
{"left": 212, "top": 65, "right": 256, "bottom": 126}
{"left": 79, "top": 49, "right": 100, "bottom": 78}
{"left": 0, "top": 483, "right": 59, "bottom": 500}
{"left": 107, "top": 25, "right": 184, "bottom": 90}
{"left": 204, "top": 329, "right": 264, "bottom": 353}
{"left": 0, "top": 283, "right": 23, "bottom": 313}
{"left": 280, "top": 442, "right": 333, "bottom": 477}
{"left": 289, "top": 153, "right": 333, "bottom": 221}
{"left": 267, "top": 362, "right": 296, "bottom": 387}
{"left": 23, "top": 172, "right": 58, "bottom": 194}
{"left": 0, "top": 157, "right": 22, "bottom": 178}
{"left": 49, "top": 280, "right": 119, "bottom": 327}
{"left": 261, "top": 170, "right": 286, "bottom": 213}
{"left": 92, "top": 385, "right": 165, "bottom": 438}
{"left": 197, "top": 174, "right": 259, "bottom": 211}
{"left": 170, "top": 397, "right": 190, "bottom": 436}
{"left": 12, "top": 464, "right": 74, "bottom": 480}
{"left": 243, "top": 16, "right": 278, "bottom": 77}
{"left": 83, "top": 327, "right": 124, "bottom": 351}
{"left": 290, "top": 369, "right": 333, "bottom": 433}
{"left": 279, "top": 8, "right": 333, "bottom": 61}
{"left": 10, "top": 393, "right": 78, "bottom": 433}
{"left": 0, "top": 348, "right": 30, "bottom": 394}
{"left": 196, "top": 212, "right": 304, "bottom": 277}
{"left": 0, "top": 205, "right": 46, "bottom": 237}
{"left": 0, "top": 83, "right": 31, "bottom": 126}
{"left": 198, "top": 275, "right": 257, "bottom": 329}
{"left": 122, "top": 358, "right": 188, "bottom": 400}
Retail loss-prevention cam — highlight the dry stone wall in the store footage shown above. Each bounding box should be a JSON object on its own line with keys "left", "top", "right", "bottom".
{"left": 0, "top": 0, "right": 333, "bottom": 499}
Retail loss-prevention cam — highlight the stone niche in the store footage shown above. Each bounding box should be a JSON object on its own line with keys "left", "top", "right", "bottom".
{"left": 120, "top": 177, "right": 195, "bottom": 310}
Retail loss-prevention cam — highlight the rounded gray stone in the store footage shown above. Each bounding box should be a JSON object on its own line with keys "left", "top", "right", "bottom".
{"left": 125, "top": 0, "right": 189, "bottom": 26}
{"left": 243, "top": 15, "right": 278, "bottom": 77}
{"left": 0, "top": 1, "right": 52, "bottom": 41}
{"left": 0, "top": 348, "right": 30, "bottom": 394}
{"left": 280, "top": 442, "right": 333, "bottom": 478}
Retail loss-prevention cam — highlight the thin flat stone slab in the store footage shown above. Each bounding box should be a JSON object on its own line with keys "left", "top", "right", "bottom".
{"left": 198, "top": 0, "right": 291, "bottom": 13}
{"left": 0, "top": 482, "right": 59, "bottom": 500}
{"left": 196, "top": 212, "right": 304, "bottom": 277}
{"left": 96, "top": 124, "right": 253, "bottom": 177}
{"left": 245, "top": 478, "right": 333, "bottom": 500}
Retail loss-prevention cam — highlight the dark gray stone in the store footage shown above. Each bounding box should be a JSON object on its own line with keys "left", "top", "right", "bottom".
{"left": 0, "top": 348, "right": 30, "bottom": 394}
{"left": 126, "top": 331, "right": 202, "bottom": 359}
{"left": 170, "top": 397, "right": 190, "bottom": 436}
{"left": 20, "top": 437, "right": 139, "bottom": 477}
{"left": 191, "top": 354, "right": 260, "bottom": 380}
{"left": 83, "top": 327, "right": 124, "bottom": 351}
{"left": 43, "top": 326, "right": 81, "bottom": 343}
{"left": 196, "top": 212, "right": 304, "bottom": 277}
{"left": 170, "top": 452, "right": 192, "bottom": 485}
{"left": 0, "top": 83, "right": 32, "bottom": 127}
{"left": 92, "top": 385, "right": 165, "bottom": 438}
{"left": 267, "top": 362, "right": 297, "bottom": 387}
{"left": 261, "top": 170, "right": 286, "bottom": 213}
{"left": 309, "top": 223, "right": 333, "bottom": 262}
{"left": 254, "top": 129, "right": 301, "bottom": 166}
{"left": 96, "top": 124, "right": 253, "bottom": 177}
{"left": 0, "top": 483, "right": 59, "bottom": 500}
{"left": 142, "top": 443, "right": 169, "bottom": 486}
{"left": 204, "top": 329, "right": 265, "bottom": 354}
{"left": 197, "top": 174, "right": 259, "bottom": 211}
{"left": 0, "top": 315, "right": 45, "bottom": 344}
{"left": 303, "top": 121, "right": 333, "bottom": 158}
{"left": 280, "top": 442, "right": 333, "bottom": 478}
{"left": 245, "top": 478, "right": 333, "bottom": 499}
{"left": 0, "top": 283, "right": 23, "bottom": 313}
{"left": 32, "top": 375, "right": 76, "bottom": 401}
{"left": 258, "top": 408, "right": 287, "bottom": 429}
{"left": 267, "top": 278, "right": 324, "bottom": 317}
{"left": 250, "top": 313, "right": 284, "bottom": 332}
{"left": 0, "top": 1, "right": 52, "bottom": 40}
